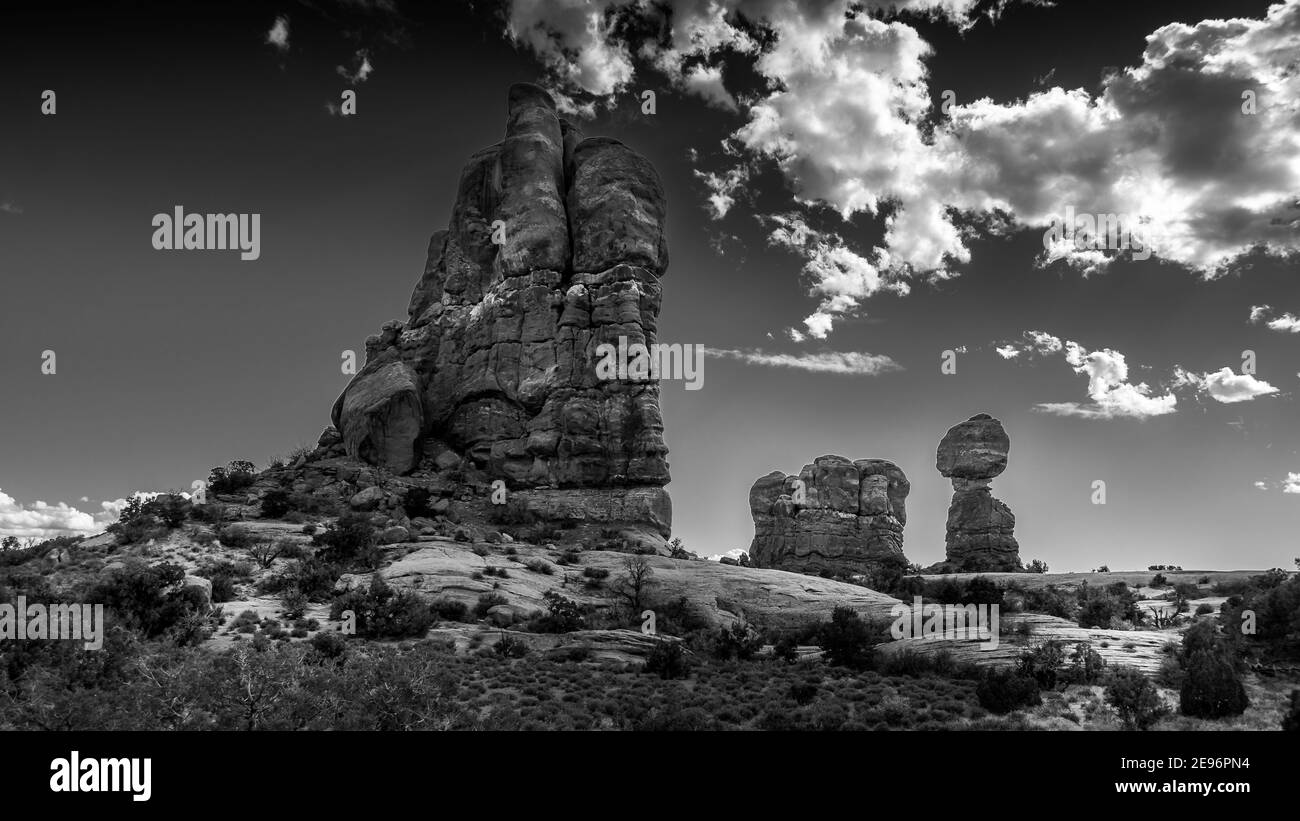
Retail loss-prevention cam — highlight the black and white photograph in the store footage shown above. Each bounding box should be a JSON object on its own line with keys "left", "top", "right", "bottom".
{"left": 0, "top": 0, "right": 1296, "bottom": 803}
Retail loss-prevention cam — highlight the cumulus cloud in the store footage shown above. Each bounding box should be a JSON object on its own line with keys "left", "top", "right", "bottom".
{"left": 500, "top": 0, "right": 1300, "bottom": 337}
{"left": 1286, "top": 472, "right": 1300, "bottom": 494}
{"left": 1249, "top": 304, "right": 1300, "bottom": 333}
{"left": 706, "top": 548, "right": 749, "bottom": 562}
{"left": 266, "top": 16, "right": 290, "bottom": 51}
{"left": 1173, "top": 366, "right": 1280, "bottom": 403}
{"left": 706, "top": 347, "right": 902, "bottom": 376}
{"left": 998, "top": 332, "right": 1178, "bottom": 419}
{"left": 0, "top": 488, "right": 106, "bottom": 540}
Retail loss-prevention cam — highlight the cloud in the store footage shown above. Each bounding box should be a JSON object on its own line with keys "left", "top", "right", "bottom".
{"left": 266, "top": 16, "right": 290, "bottom": 51}
{"left": 337, "top": 49, "right": 374, "bottom": 84}
{"left": 0, "top": 488, "right": 106, "bottom": 540}
{"left": 1286, "top": 473, "right": 1300, "bottom": 494}
{"left": 1253, "top": 480, "right": 1269, "bottom": 490}
{"left": 0, "top": 201, "right": 23, "bottom": 215}
{"left": 499, "top": 1, "right": 1300, "bottom": 338}
{"left": 999, "top": 333, "right": 1178, "bottom": 419}
{"left": 706, "top": 347, "right": 902, "bottom": 376}
{"left": 694, "top": 166, "right": 749, "bottom": 219}
{"left": 706, "top": 548, "right": 748, "bottom": 562}
{"left": 1173, "top": 366, "right": 1280, "bottom": 403}
{"left": 1249, "top": 304, "right": 1300, "bottom": 333}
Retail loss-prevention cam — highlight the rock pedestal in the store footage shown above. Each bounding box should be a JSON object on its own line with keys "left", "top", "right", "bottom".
{"left": 748, "top": 455, "right": 909, "bottom": 577}
{"left": 934, "top": 413, "right": 1021, "bottom": 572}
{"left": 329, "top": 84, "right": 671, "bottom": 549}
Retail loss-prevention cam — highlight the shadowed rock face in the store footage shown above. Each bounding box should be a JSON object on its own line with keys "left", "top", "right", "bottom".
{"left": 330, "top": 83, "right": 671, "bottom": 547}
{"left": 935, "top": 413, "right": 1021, "bottom": 572}
{"left": 748, "top": 455, "right": 910, "bottom": 577}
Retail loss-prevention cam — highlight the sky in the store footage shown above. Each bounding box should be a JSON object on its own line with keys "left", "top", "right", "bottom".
{"left": 0, "top": 0, "right": 1297, "bottom": 572}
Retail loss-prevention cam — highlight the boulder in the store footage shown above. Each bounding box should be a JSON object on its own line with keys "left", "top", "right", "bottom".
{"left": 349, "top": 486, "right": 387, "bottom": 512}
{"left": 749, "top": 455, "right": 909, "bottom": 577}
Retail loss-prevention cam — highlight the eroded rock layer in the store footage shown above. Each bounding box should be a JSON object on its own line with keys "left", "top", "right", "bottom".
{"left": 748, "top": 455, "right": 909, "bottom": 577}
{"left": 330, "top": 83, "right": 671, "bottom": 548}
{"left": 935, "top": 413, "right": 1021, "bottom": 572}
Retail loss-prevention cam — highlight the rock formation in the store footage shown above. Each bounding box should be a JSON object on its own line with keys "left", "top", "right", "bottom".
{"left": 328, "top": 83, "right": 671, "bottom": 549}
{"left": 748, "top": 455, "right": 910, "bottom": 577}
{"left": 934, "top": 413, "right": 1021, "bottom": 572}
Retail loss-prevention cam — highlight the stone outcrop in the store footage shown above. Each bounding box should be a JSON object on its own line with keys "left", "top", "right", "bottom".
{"left": 329, "top": 83, "right": 671, "bottom": 549}
{"left": 934, "top": 413, "right": 1021, "bottom": 572}
{"left": 748, "top": 455, "right": 910, "bottom": 577}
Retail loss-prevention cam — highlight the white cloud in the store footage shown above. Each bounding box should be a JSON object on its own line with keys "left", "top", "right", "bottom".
{"left": 0, "top": 201, "right": 23, "bottom": 215}
{"left": 1285, "top": 472, "right": 1300, "bottom": 494}
{"left": 500, "top": 1, "right": 1300, "bottom": 338}
{"left": 706, "top": 548, "right": 748, "bottom": 562}
{"left": 694, "top": 166, "right": 749, "bottom": 218}
{"left": 995, "top": 344, "right": 1020, "bottom": 359}
{"left": 682, "top": 64, "right": 737, "bottom": 111}
{"left": 0, "top": 488, "right": 105, "bottom": 540}
{"left": 1249, "top": 304, "right": 1300, "bottom": 333}
{"left": 706, "top": 347, "right": 902, "bottom": 376}
{"left": 1173, "top": 366, "right": 1280, "bottom": 403}
{"left": 1253, "top": 480, "right": 1269, "bottom": 490}
{"left": 1000, "top": 333, "right": 1178, "bottom": 419}
{"left": 266, "top": 16, "right": 290, "bottom": 51}
{"left": 337, "top": 50, "right": 374, "bottom": 84}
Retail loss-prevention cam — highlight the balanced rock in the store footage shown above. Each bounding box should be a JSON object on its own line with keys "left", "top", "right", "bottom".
{"left": 934, "top": 413, "right": 1020, "bottom": 571}
{"left": 330, "top": 84, "right": 672, "bottom": 550}
{"left": 748, "top": 455, "right": 909, "bottom": 578}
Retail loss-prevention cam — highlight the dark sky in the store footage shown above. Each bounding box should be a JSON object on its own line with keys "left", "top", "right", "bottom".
{"left": 1, "top": 0, "right": 1297, "bottom": 571}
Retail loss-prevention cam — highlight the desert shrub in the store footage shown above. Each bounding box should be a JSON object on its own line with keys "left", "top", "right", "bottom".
{"left": 711, "top": 623, "right": 764, "bottom": 661}
{"left": 207, "top": 461, "right": 256, "bottom": 495}
{"left": 474, "top": 592, "right": 509, "bottom": 618}
{"left": 976, "top": 669, "right": 1041, "bottom": 714}
{"left": 644, "top": 639, "right": 690, "bottom": 679}
{"left": 312, "top": 512, "right": 379, "bottom": 568}
{"left": 259, "top": 488, "right": 293, "bottom": 519}
{"left": 89, "top": 561, "right": 208, "bottom": 640}
{"left": 189, "top": 502, "right": 228, "bottom": 525}
{"left": 215, "top": 524, "right": 257, "bottom": 550}
{"left": 818, "top": 607, "right": 877, "bottom": 670}
{"left": 772, "top": 636, "right": 799, "bottom": 663}
{"left": 1021, "top": 584, "right": 1076, "bottom": 619}
{"left": 1178, "top": 623, "right": 1248, "bottom": 719}
{"left": 789, "top": 681, "right": 818, "bottom": 705}
{"left": 486, "top": 497, "right": 535, "bottom": 526}
{"left": 1017, "top": 640, "right": 1066, "bottom": 690}
{"left": 280, "top": 587, "right": 308, "bottom": 621}
{"left": 1106, "top": 669, "right": 1168, "bottom": 729}
{"left": 247, "top": 538, "right": 283, "bottom": 569}
{"left": 1195, "top": 603, "right": 1213, "bottom": 616}
{"left": 1282, "top": 690, "right": 1300, "bottom": 732}
{"left": 529, "top": 591, "right": 585, "bottom": 633}
{"left": 308, "top": 630, "right": 349, "bottom": 660}
{"left": 1150, "top": 573, "right": 1168, "bottom": 588}
{"left": 524, "top": 559, "right": 554, "bottom": 575}
{"left": 963, "top": 576, "right": 1004, "bottom": 607}
{"left": 650, "top": 595, "right": 712, "bottom": 637}
{"left": 196, "top": 559, "right": 253, "bottom": 604}
{"left": 582, "top": 567, "right": 610, "bottom": 580}
{"left": 557, "top": 549, "right": 582, "bottom": 566}
{"left": 402, "top": 486, "right": 436, "bottom": 519}
{"left": 431, "top": 597, "right": 470, "bottom": 622}
{"left": 1066, "top": 641, "right": 1107, "bottom": 685}
{"left": 1076, "top": 583, "right": 1142, "bottom": 628}
{"left": 494, "top": 633, "right": 530, "bottom": 658}
{"left": 256, "top": 557, "right": 339, "bottom": 602}
{"left": 1026, "top": 559, "right": 1049, "bottom": 573}
{"left": 302, "top": 524, "right": 318, "bottom": 535}
{"left": 329, "top": 574, "right": 433, "bottom": 639}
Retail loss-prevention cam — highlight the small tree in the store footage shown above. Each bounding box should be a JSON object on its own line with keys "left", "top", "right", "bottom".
{"left": 1106, "top": 669, "right": 1168, "bottom": 730}
{"left": 611, "top": 554, "right": 656, "bottom": 614}
{"left": 1026, "top": 559, "right": 1049, "bottom": 574}
{"left": 818, "top": 606, "right": 875, "bottom": 669}
{"left": 247, "top": 539, "right": 284, "bottom": 570}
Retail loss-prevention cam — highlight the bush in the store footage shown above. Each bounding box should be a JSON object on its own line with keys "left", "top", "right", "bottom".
{"left": 89, "top": 561, "right": 208, "bottom": 640}
{"left": 259, "top": 488, "right": 293, "bottom": 519}
{"left": 1066, "top": 641, "right": 1107, "bottom": 685}
{"left": 312, "top": 513, "right": 379, "bottom": 568}
{"left": 196, "top": 559, "right": 253, "bottom": 604}
{"left": 215, "top": 524, "right": 257, "bottom": 550}
{"left": 1178, "top": 625, "right": 1248, "bottom": 720}
{"left": 1106, "top": 669, "right": 1168, "bottom": 729}
{"left": 308, "top": 630, "right": 349, "bottom": 660}
{"left": 818, "top": 607, "right": 877, "bottom": 670}
{"left": 977, "top": 669, "right": 1041, "bottom": 714}
{"left": 644, "top": 639, "right": 690, "bottom": 679}
{"left": 207, "top": 462, "right": 256, "bottom": 495}
{"left": 530, "top": 591, "right": 585, "bottom": 633}
{"left": 1194, "top": 603, "right": 1214, "bottom": 616}
{"left": 1151, "top": 573, "right": 1168, "bottom": 588}
{"left": 258, "top": 557, "right": 339, "bottom": 601}
{"left": 474, "top": 592, "right": 509, "bottom": 618}
{"left": 1017, "top": 640, "right": 1066, "bottom": 690}
{"left": 582, "top": 566, "right": 610, "bottom": 580}
{"left": 1026, "top": 559, "right": 1049, "bottom": 574}
{"left": 524, "top": 559, "right": 555, "bottom": 575}
{"left": 772, "top": 636, "right": 799, "bottom": 663}
{"left": 431, "top": 597, "right": 470, "bottom": 622}
{"left": 494, "top": 632, "right": 530, "bottom": 658}
{"left": 328, "top": 574, "right": 433, "bottom": 639}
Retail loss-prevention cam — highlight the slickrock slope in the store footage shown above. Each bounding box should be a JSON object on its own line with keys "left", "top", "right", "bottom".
{"left": 932, "top": 413, "right": 1021, "bottom": 572}
{"left": 748, "top": 455, "right": 910, "bottom": 577}
{"left": 329, "top": 83, "right": 671, "bottom": 549}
